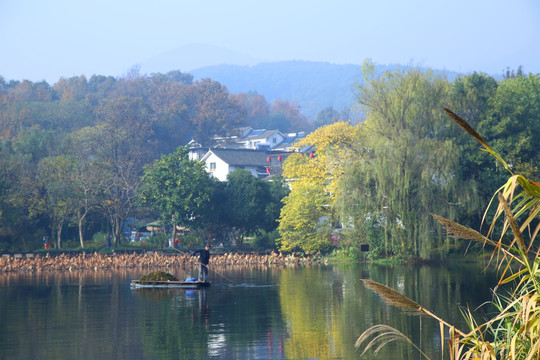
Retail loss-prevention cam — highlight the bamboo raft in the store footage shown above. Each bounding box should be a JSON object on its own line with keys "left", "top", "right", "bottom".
{"left": 130, "top": 279, "right": 211, "bottom": 289}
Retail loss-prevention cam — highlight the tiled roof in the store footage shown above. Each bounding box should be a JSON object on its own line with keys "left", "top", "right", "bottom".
{"left": 248, "top": 129, "right": 266, "bottom": 137}
{"left": 279, "top": 136, "right": 299, "bottom": 145}
{"left": 208, "top": 148, "right": 275, "bottom": 166}
{"left": 242, "top": 130, "right": 282, "bottom": 141}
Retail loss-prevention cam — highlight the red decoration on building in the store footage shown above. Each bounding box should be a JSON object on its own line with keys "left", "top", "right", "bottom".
{"left": 309, "top": 153, "right": 314, "bottom": 158}
{"left": 266, "top": 167, "right": 270, "bottom": 174}
{"left": 278, "top": 156, "right": 282, "bottom": 162}
{"left": 267, "top": 156, "right": 271, "bottom": 162}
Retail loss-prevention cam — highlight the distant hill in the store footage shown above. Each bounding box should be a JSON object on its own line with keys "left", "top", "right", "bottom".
{"left": 190, "top": 61, "right": 461, "bottom": 119}
{"left": 138, "top": 44, "right": 475, "bottom": 119}
{"left": 190, "top": 61, "right": 366, "bottom": 119}
{"left": 140, "top": 43, "right": 263, "bottom": 74}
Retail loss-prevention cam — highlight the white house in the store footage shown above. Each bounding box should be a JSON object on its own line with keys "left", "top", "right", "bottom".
{"left": 236, "top": 129, "right": 286, "bottom": 150}
{"left": 201, "top": 148, "right": 286, "bottom": 181}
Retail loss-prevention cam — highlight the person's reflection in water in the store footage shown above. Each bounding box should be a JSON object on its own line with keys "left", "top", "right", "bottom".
{"left": 199, "top": 289, "right": 210, "bottom": 328}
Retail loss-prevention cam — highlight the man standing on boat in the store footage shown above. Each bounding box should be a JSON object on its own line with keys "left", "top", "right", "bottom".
{"left": 192, "top": 244, "right": 211, "bottom": 282}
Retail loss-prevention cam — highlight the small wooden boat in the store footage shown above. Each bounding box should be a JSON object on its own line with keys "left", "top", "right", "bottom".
{"left": 130, "top": 280, "right": 211, "bottom": 290}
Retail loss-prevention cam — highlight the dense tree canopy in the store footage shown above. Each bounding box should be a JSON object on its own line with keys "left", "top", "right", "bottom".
{"left": 185, "top": 78, "right": 245, "bottom": 146}
{"left": 223, "top": 169, "right": 284, "bottom": 245}
{"left": 0, "top": 65, "right": 538, "bottom": 257}
{"left": 0, "top": 70, "right": 303, "bottom": 251}
{"left": 138, "top": 146, "right": 214, "bottom": 239}
{"left": 313, "top": 106, "right": 348, "bottom": 128}
{"left": 335, "top": 62, "right": 540, "bottom": 260}
{"left": 230, "top": 91, "right": 269, "bottom": 128}
{"left": 483, "top": 74, "right": 540, "bottom": 180}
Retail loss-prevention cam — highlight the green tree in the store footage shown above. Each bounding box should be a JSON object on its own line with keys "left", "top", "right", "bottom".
{"left": 264, "top": 175, "right": 290, "bottom": 232}
{"left": 86, "top": 75, "right": 117, "bottom": 105}
{"left": 314, "top": 106, "right": 342, "bottom": 128}
{"left": 222, "top": 169, "right": 282, "bottom": 246}
{"left": 138, "top": 146, "right": 214, "bottom": 240}
{"left": 201, "top": 179, "right": 229, "bottom": 242}
{"left": 38, "top": 155, "right": 77, "bottom": 249}
{"left": 445, "top": 73, "right": 540, "bottom": 235}
{"left": 0, "top": 127, "right": 58, "bottom": 250}
{"left": 0, "top": 140, "right": 40, "bottom": 251}
{"left": 265, "top": 112, "right": 291, "bottom": 131}
{"left": 201, "top": 170, "right": 288, "bottom": 247}
{"left": 482, "top": 74, "right": 540, "bottom": 181}
{"left": 446, "top": 72, "right": 499, "bottom": 230}
{"left": 343, "top": 61, "right": 466, "bottom": 259}
{"left": 52, "top": 75, "right": 88, "bottom": 101}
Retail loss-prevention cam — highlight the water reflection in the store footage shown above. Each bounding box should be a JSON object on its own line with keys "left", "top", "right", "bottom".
{"left": 0, "top": 262, "right": 497, "bottom": 359}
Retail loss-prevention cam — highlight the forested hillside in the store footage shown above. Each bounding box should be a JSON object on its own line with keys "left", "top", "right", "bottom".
{"left": 0, "top": 64, "right": 537, "bottom": 260}
{"left": 0, "top": 70, "right": 305, "bottom": 251}
{"left": 190, "top": 61, "right": 461, "bottom": 118}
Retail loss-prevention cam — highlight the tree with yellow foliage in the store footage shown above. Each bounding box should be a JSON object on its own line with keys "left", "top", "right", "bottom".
{"left": 277, "top": 121, "right": 362, "bottom": 253}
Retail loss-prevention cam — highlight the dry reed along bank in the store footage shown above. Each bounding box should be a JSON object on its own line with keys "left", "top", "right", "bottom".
{"left": 0, "top": 252, "right": 326, "bottom": 273}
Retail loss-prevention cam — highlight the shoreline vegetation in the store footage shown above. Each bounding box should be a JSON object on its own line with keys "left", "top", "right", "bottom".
{"left": 355, "top": 109, "right": 540, "bottom": 359}
{"left": 0, "top": 251, "right": 328, "bottom": 273}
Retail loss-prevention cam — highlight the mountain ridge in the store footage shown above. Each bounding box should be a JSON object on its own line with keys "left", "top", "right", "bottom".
{"left": 139, "top": 44, "right": 464, "bottom": 118}
{"left": 190, "top": 61, "right": 404, "bottom": 118}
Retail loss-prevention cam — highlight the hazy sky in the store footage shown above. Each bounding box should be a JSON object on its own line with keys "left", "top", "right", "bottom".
{"left": 1, "top": 0, "right": 539, "bottom": 84}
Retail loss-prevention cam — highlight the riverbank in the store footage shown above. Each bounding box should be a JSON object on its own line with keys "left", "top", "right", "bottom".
{"left": 0, "top": 251, "right": 327, "bottom": 273}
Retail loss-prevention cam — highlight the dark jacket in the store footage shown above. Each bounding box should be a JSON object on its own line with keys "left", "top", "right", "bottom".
{"left": 192, "top": 248, "right": 210, "bottom": 265}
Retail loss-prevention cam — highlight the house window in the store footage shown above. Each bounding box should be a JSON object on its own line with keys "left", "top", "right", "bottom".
{"left": 209, "top": 162, "right": 216, "bottom": 171}
{"left": 273, "top": 138, "right": 277, "bottom": 143}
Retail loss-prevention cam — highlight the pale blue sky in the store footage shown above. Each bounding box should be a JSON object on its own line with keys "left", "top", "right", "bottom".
{"left": 1, "top": 0, "right": 539, "bottom": 84}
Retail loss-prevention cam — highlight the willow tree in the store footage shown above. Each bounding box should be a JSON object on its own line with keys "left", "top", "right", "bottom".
{"left": 278, "top": 121, "right": 361, "bottom": 253}
{"left": 341, "top": 61, "right": 467, "bottom": 259}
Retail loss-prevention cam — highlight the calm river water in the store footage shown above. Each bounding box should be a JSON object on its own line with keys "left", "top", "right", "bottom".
{"left": 0, "top": 262, "right": 498, "bottom": 360}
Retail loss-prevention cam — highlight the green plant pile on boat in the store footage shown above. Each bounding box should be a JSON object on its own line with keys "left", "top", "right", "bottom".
{"left": 138, "top": 271, "right": 178, "bottom": 283}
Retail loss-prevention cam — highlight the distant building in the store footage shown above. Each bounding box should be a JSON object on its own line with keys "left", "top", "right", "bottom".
{"left": 187, "top": 140, "right": 209, "bottom": 161}
{"left": 236, "top": 129, "right": 286, "bottom": 150}
{"left": 212, "top": 128, "right": 306, "bottom": 150}
{"left": 272, "top": 132, "right": 306, "bottom": 152}
{"left": 188, "top": 128, "right": 309, "bottom": 181}
{"left": 201, "top": 148, "right": 289, "bottom": 181}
